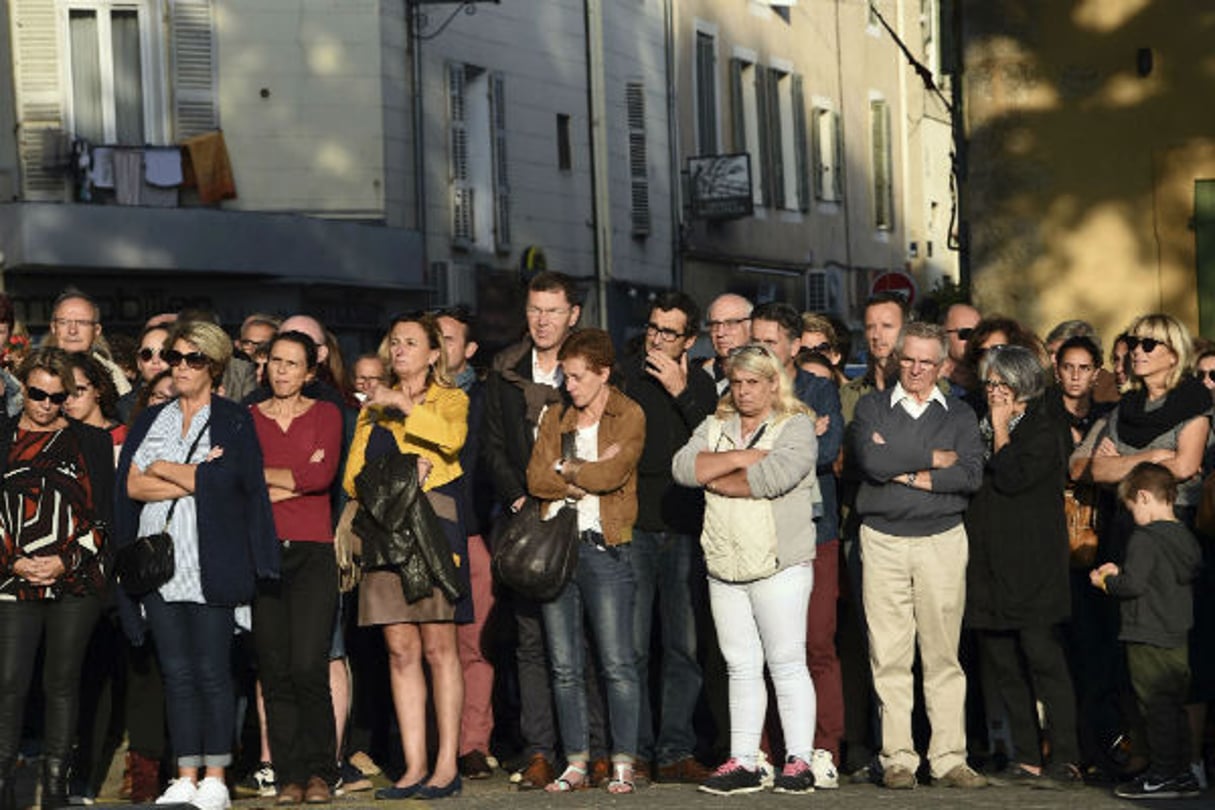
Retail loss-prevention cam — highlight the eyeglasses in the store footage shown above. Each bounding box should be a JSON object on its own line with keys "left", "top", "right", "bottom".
{"left": 52, "top": 317, "right": 97, "bottom": 330}
{"left": 946, "top": 327, "right": 975, "bottom": 341}
{"left": 1125, "top": 336, "right": 1163, "bottom": 354}
{"left": 1200, "top": 370, "right": 1215, "bottom": 383}
{"left": 138, "top": 347, "right": 166, "bottom": 363}
{"left": 983, "top": 379, "right": 1013, "bottom": 392}
{"left": 707, "top": 317, "right": 751, "bottom": 332}
{"left": 237, "top": 339, "right": 269, "bottom": 353}
{"left": 163, "top": 350, "right": 210, "bottom": 370}
{"left": 977, "top": 343, "right": 1007, "bottom": 359}
{"left": 27, "top": 386, "right": 69, "bottom": 405}
{"left": 525, "top": 306, "right": 571, "bottom": 320}
{"left": 645, "top": 323, "right": 685, "bottom": 343}
{"left": 803, "top": 341, "right": 832, "bottom": 354}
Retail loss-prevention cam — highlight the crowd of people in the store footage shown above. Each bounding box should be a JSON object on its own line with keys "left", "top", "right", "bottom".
{"left": 0, "top": 274, "right": 1211, "bottom": 809}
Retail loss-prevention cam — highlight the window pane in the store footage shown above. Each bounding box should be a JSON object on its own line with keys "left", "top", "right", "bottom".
{"left": 111, "top": 10, "right": 145, "bottom": 144}
{"left": 69, "top": 10, "right": 104, "bottom": 142}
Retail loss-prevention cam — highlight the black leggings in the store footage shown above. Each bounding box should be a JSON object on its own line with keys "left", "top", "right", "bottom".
{"left": 0, "top": 595, "right": 101, "bottom": 764}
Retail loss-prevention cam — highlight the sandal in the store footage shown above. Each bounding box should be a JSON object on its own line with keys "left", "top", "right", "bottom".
{"left": 545, "top": 763, "right": 588, "bottom": 792}
{"left": 607, "top": 762, "right": 635, "bottom": 794}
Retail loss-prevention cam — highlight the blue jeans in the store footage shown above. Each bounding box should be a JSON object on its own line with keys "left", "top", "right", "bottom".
{"left": 144, "top": 593, "right": 236, "bottom": 768}
{"left": 542, "top": 536, "right": 639, "bottom": 762}
{"left": 630, "top": 530, "right": 702, "bottom": 764}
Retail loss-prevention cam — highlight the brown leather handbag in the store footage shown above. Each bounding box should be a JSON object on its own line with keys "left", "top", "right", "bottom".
{"left": 1064, "top": 484, "right": 1099, "bottom": 568}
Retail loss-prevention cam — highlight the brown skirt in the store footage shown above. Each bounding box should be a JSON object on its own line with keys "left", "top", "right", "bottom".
{"left": 358, "top": 570, "right": 455, "bottom": 625}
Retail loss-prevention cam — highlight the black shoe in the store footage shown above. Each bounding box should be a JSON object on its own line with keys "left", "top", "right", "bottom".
{"left": 698, "top": 759, "right": 763, "bottom": 796}
{"left": 772, "top": 756, "right": 815, "bottom": 794}
{"left": 1114, "top": 772, "right": 1201, "bottom": 800}
{"left": 1, "top": 758, "right": 15, "bottom": 810}
{"left": 457, "top": 751, "right": 493, "bottom": 780}
{"left": 41, "top": 757, "right": 69, "bottom": 810}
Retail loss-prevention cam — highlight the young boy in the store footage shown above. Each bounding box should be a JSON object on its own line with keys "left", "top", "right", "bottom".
{"left": 1091, "top": 462, "right": 1202, "bottom": 800}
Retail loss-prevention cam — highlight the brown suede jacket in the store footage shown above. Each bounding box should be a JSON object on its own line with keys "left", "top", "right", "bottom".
{"left": 526, "top": 386, "right": 645, "bottom": 546}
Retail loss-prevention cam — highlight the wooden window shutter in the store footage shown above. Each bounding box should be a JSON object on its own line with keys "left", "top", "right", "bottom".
{"left": 831, "top": 110, "right": 844, "bottom": 202}
{"left": 754, "top": 67, "right": 770, "bottom": 207}
{"left": 448, "top": 63, "right": 472, "bottom": 249}
{"left": 792, "top": 74, "right": 809, "bottom": 212}
{"left": 729, "top": 58, "right": 745, "bottom": 153}
{"left": 11, "top": 0, "right": 67, "bottom": 200}
{"left": 626, "top": 82, "right": 650, "bottom": 237}
{"left": 766, "top": 68, "right": 784, "bottom": 211}
{"left": 811, "top": 107, "right": 825, "bottom": 200}
{"left": 490, "top": 72, "right": 510, "bottom": 253}
{"left": 695, "top": 32, "right": 716, "bottom": 154}
{"left": 171, "top": 0, "right": 218, "bottom": 140}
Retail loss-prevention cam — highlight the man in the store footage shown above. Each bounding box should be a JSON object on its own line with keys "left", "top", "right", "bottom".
{"left": 840, "top": 293, "right": 907, "bottom": 422}
{"left": 941, "top": 303, "right": 981, "bottom": 397}
{"left": 702, "top": 293, "right": 753, "bottom": 395}
{"left": 850, "top": 322, "right": 986, "bottom": 790}
{"left": 619, "top": 292, "right": 718, "bottom": 783}
{"left": 435, "top": 306, "right": 497, "bottom": 780}
{"left": 482, "top": 271, "right": 591, "bottom": 789}
{"left": 350, "top": 354, "right": 387, "bottom": 403}
{"left": 751, "top": 302, "right": 845, "bottom": 787}
{"left": 47, "top": 289, "right": 131, "bottom": 395}
{"left": 236, "top": 313, "right": 280, "bottom": 359}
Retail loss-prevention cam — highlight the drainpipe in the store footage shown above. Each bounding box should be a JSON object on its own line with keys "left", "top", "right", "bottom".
{"left": 584, "top": 0, "right": 611, "bottom": 329}
{"left": 408, "top": 1, "right": 428, "bottom": 281}
{"left": 664, "top": 0, "right": 682, "bottom": 291}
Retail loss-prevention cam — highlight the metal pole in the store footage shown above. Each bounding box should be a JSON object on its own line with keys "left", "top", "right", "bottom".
{"left": 584, "top": 0, "right": 611, "bottom": 329}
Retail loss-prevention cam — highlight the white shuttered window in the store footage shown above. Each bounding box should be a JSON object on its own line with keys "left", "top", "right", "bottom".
{"left": 626, "top": 82, "right": 650, "bottom": 237}
{"left": 171, "top": 0, "right": 217, "bottom": 139}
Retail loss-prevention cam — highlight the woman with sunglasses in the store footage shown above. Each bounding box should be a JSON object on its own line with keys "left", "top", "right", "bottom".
{"left": 117, "top": 324, "right": 172, "bottom": 424}
{"left": 959, "top": 316, "right": 1049, "bottom": 416}
{"left": 65, "top": 352, "right": 127, "bottom": 455}
{"left": 0, "top": 347, "right": 115, "bottom": 810}
{"left": 672, "top": 343, "right": 820, "bottom": 796}
{"left": 342, "top": 313, "right": 470, "bottom": 801}
{"left": 249, "top": 331, "right": 343, "bottom": 804}
{"left": 964, "top": 345, "right": 1084, "bottom": 788}
{"left": 114, "top": 320, "right": 278, "bottom": 810}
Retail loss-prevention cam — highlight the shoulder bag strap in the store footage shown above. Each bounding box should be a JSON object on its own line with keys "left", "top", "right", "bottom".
{"left": 161, "top": 417, "right": 212, "bottom": 531}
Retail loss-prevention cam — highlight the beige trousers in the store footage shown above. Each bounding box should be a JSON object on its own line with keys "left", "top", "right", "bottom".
{"left": 861, "top": 522, "right": 969, "bottom": 778}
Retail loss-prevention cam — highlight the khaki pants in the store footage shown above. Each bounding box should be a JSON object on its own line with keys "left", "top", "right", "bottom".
{"left": 860, "top": 522, "right": 968, "bottom": 777}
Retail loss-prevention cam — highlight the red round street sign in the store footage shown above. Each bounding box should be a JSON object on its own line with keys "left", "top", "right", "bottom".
{"left": 871, "top": 271, "right": 917, "bottom": 306}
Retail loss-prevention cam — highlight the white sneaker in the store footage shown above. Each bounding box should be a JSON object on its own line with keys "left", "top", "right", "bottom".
{"left": 192, "top": 777, "right": 231, "bottom": 810}
{"left": 810, "top": 749, "right": 839, "bottom": 789}
{"left": 1191, "top": 760, "right": 1209, "bottom": 791}
{"left": 155, "top": 778, "right": 197, "bottom": 805}
{"left": 756, "top": 750, "right": 775, "bottom": 789}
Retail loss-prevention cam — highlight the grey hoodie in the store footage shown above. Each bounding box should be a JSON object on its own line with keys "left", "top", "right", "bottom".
{"left": 1105, "top": 519, "right": 1202, "bottom": 648}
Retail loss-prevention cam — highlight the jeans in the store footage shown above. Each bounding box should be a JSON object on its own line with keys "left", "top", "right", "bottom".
{"left": 144, "top": 593, "right": 236, "bottom": 768}
{"left": 709, "top": 563, "right": 816, "bottom": 764}
{"left": 807, "top": 539, "right": 844, "bottom": 762}
{"left": 253, "top": 541, "right": 338, "bottom": 785}
{"left": 542, "top": 537, "right": 639, "bottom": 762}
{"left": 0, "top": 595, "right": 100, "bottom": 764}
{"left": 630, "top": 530, "right": 702, "bottom": 764}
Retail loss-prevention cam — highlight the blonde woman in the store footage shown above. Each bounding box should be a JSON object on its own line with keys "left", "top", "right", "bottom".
{"left": 672, "top": 343, "right": 820, "bottom": 795}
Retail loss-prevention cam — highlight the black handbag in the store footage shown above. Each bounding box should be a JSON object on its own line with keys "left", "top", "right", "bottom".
{"left": 114, "top": 417, "right": 210, "bottom": 597}
{"left": 491, "top": 417, "right": 579, "bottom": 601}
{"left": 490, "top": 498, "right": 578, "bottom": 602}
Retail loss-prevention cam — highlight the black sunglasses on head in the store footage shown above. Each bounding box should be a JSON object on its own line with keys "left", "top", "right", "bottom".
{"left": 946, "top": 327, "right": 975, "bottom": 341}
{"left": 163, "top": 350, "right": 210, "bottom": 370}
{"left": 28, "top": 386, "right": 69, "bottom": 405}
{"left": 1124, "top": 336, "right": 1163, "bottom": 354}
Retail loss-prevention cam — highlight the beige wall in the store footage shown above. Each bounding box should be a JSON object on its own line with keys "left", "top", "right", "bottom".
{"left": 961, "top": 0, "right": 1215, "bottom": 341}
{"left": 217, "top": 0, "right": 388, "bottom": 216}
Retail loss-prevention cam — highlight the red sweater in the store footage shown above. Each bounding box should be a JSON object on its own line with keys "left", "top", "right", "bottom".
{"left": 251, "top": 400, "right": 342, "bottom": 543}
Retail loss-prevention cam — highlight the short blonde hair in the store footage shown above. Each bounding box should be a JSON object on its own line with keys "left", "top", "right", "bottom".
{"left": 1126, "top": 313, "right": 1192, "bottom": 392}
{"left": 717, "top": 343, "right": 812, "bottom": 419}
{"left": 166, "top": 320, "right": 232, "bottom": 383}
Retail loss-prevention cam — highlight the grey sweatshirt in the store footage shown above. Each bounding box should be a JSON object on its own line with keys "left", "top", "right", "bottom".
{"left": 1106, "top": 520, "right": 1202, "bottom": 648}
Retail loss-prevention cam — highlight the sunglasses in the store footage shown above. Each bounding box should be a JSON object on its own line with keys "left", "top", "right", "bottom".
{"left": 946, "top": 327, "right": 974, "bottom": 341}
{"left": 1200, "top": 370, "right": 1215, "bottom": 383}
{"left": 163, "top": 350, "right": 210, "bottom": 370}
{"left": 28, "top": 386, "right": 69, "bottom": 405}
{"left": 1125, "top": 336, "right": 1163, "bottom": 354}
{"left": 803, "top": 341, "right": 833, "bottom": 354}
{"left": 138, "top": 347, "right": 166, "bottom": 362}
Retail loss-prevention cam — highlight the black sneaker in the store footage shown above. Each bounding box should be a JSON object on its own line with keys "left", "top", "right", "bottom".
{"left": 1114, "top": 772, "right": 1201, "bottom": 800}
{"left": 699, "top": 759, "right": 763, "bottom": 795}
{"left": 772, "top": 756, "right": 815, "bottom": 794}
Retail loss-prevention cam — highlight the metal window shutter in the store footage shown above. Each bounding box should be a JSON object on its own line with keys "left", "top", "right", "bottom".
{"left": 729, "top": 58, "right": 745, "bottom": 153}
{"left": 490, "top": 72, "right": 510, "bottom": 253}
{"left": 626, "top": 82, "right": 649, "bottom": 237}
{"left": 792, "top": 74, "right": 808, "bottom": 212}
{"left": 767, "top": 69, "right": 784, "bottom": 210}
{"left": 831, "top": 110, "right": 844, "bottom": 202}
{"left": 11, "top": 0, "right": 68, "bottom": 199}
{"left": 449, "top": 63, "right": 472, "bottom": 248}
{"left": 754, "top": 66, "right": 770, "bottom": 207}
{"left": 171, "top": 0, "right": 218, "bottom": 139}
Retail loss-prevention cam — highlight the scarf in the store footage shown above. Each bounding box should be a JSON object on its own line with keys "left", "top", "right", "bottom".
{"left": 979, "top": 408, "right": 1027, "bottom": 462}
{"left": 1116, "top": 375, "right": 1210, "bottom": 449}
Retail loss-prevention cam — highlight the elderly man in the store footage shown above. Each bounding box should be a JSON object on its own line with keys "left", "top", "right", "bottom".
{"left": 701, "top": 293, "right": 753, "bottom": 395}
{"left": 850, "top": 322, "right": 985, "bottom": 790}
{"left": 47, "top": 289, "right": 131, "bottom": 395}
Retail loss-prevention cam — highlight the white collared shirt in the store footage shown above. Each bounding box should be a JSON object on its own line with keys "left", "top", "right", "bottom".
{"left": 890, "top": 380, "right": 948, "bottom": 420}
{"left": 532, "top": 349, "right": 562, "bottom": 388}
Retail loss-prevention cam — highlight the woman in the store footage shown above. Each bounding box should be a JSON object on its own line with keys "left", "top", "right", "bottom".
{"left": 1111, "top": 333, "right": 1132, "bottom": 392}
{"left": 960, "top": 316, "right": 1049, "bottom": 414}
{"left": 342, "top": 313, "right": 469, "bottom": 801}
{"left": 65, "top": 351, "right": 127, "bottom": 453}
{"left": 525, "top": 329, "right": 645, "bottom": 795}
{"left": 114, "top": 321, "right": 279, "bottom": 810}
{"left": 0, "top": 348, "right": 114, "bottom": 810}
{"left": 1051, "top": 336, "right": 1115, "bottom": 445}
{"left": 251, "top": 332, "right": 343, "bottom": 804}
{"left": 672, "top": 343, "right": 820, "bottom": 795}
{"left": 964, "top": 345, "right": 1084, "bottom": 787}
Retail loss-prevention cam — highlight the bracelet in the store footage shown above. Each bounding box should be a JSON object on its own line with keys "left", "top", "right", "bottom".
{"left": 907, "top": 471, "right": 917, "bottom": 486}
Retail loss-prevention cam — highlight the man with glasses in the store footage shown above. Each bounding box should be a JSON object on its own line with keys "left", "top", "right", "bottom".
{"left": 46, "top": 288, "right": 132, "bottom": 395}
{"left": 941, "top": 303, "right": 981, "bottom": 397}
{"left": 619, "top": 291, "right": 717, "bottom": 784}
{"left": 850, "top": 322, "right": 985, "bottom": 790}
{"left": 702, "top": 294, "right": 753, "bottom": 395}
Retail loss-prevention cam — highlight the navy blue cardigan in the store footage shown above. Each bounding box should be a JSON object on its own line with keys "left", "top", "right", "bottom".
{"left": 113, "top": 395, "right": 279, "bottom": 643}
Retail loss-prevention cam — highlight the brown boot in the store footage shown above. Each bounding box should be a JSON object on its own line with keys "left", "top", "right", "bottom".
{"left": 515, "top": 754, "right": 555, "bottom": 791}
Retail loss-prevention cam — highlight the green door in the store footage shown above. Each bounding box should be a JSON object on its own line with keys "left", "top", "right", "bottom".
{"left": 1199, "top": 180, "right": 1215, "bottom": 337}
